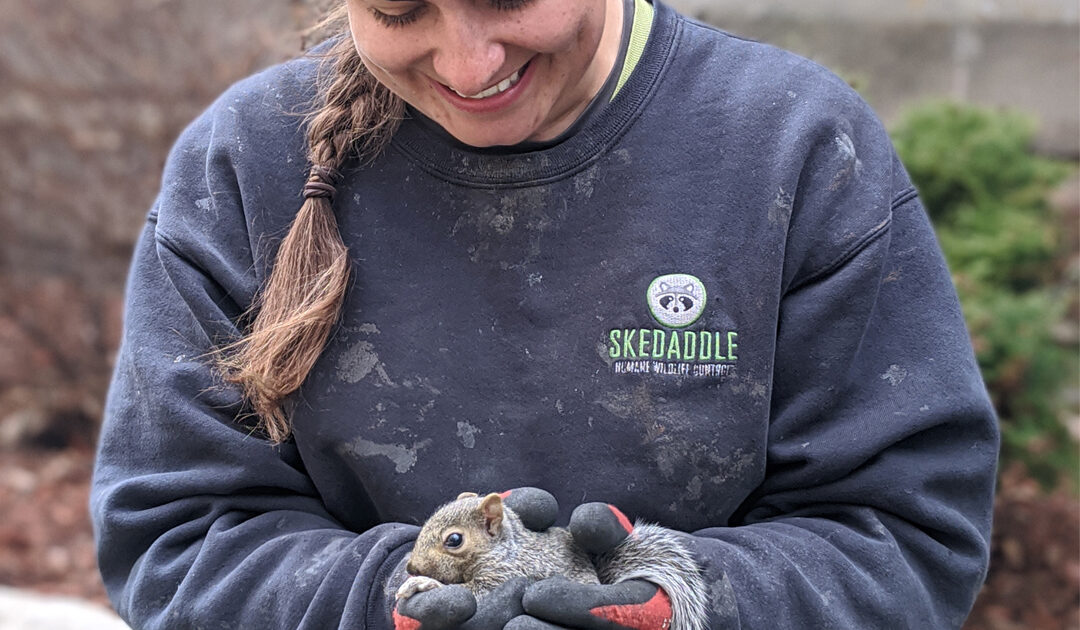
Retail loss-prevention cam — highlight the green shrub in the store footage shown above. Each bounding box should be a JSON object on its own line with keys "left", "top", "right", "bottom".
{"left": 891, "top": 101, "right": 1077, "bottom": 490}
{"left": 892, "top": 103, "right": 1069, "bottom": 222}
{"left": 937, "top": 201, "right": 1058, "bottom": 291}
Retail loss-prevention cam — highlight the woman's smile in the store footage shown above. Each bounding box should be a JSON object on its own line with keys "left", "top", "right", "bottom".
{"left": 431, "top": 58, "right": 536, "bottom": 114}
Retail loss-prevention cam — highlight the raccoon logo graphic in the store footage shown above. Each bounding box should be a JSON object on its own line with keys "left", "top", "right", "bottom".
{"left": 648, "top": 274, "right": 707, "bottom": 328}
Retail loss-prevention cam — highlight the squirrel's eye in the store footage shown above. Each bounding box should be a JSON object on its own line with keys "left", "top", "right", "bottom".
{"left": 444, "top": 533, "right": 464, "bottom": 548}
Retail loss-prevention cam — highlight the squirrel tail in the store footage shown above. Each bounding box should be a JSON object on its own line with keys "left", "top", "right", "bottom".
{"left": 596, "top": 522, "right": 709, "bottom": 630}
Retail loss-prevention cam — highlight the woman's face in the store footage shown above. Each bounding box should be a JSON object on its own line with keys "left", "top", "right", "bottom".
{"left": 346, "top": 0, "right": 621, "bottom": 147}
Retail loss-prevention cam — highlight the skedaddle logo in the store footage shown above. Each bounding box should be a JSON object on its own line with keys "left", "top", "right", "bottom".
{"left": 648, "top": 274, "right": 706, "bottom": 328}
{"left": 607, "top": 274, "right": 738, "bottom": 378}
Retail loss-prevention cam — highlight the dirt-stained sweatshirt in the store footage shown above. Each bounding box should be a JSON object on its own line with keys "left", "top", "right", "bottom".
{"left": 91, "top": 2, "right": 999, "bottom": 628}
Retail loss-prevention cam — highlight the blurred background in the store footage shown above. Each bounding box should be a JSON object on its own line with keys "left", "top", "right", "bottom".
{"left": 0, "top": 0, "right": 1076, "bottom": 627}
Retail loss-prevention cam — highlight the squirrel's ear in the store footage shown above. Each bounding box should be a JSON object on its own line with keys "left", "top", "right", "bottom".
{"left": 456, "top": 491, "right": 478, "bottom": 500}
{"left": 480, "top": 493, "right": 504, "bottom": 536}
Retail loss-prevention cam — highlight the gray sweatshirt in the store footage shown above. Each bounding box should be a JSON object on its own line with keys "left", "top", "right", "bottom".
{"left": 91, "top": 2, "right": 999, "bottom": 628}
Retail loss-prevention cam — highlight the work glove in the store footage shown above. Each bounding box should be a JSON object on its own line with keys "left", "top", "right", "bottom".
{"left": 391, "top": 488, "right": 560, "bottom": 630}
{"left": 395, "top": 577, "right": 531, "bottom": 630}
{"left": 518, "top": 503, "right": 674, "bottom": 630}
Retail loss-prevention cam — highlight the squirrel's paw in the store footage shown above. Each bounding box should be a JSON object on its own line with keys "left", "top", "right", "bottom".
{"left": 395, "top": 576, "right": 444, "bottom": 600}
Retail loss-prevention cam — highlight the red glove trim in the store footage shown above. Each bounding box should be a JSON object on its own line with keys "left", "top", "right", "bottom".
{"left": 393, "top": 609, "right": 422, "bottom": 630}
{"left": 608, "top": 504, "right": 635, "bottom": 536}
{"left": 590, "top": 587, "right": 673, "bottom": 630}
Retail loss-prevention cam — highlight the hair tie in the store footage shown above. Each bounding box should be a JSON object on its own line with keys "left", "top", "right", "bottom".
{"left": 303, "top": 165, "right": 343, "bottom": 202}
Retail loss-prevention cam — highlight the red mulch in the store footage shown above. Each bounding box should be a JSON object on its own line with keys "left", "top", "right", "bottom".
{"left": 0, "top": 449, "right": 1076, "bottom": 626}
{"left": 0, "top": 446, "right": 107, "bottom": 605}
{"left": 967, "top": 466, "right": 1080, "bottom": 630}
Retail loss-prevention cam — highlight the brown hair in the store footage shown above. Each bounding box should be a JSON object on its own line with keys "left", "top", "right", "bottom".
{"left": 216, "top": 6, "right": 405, "bottom": 443}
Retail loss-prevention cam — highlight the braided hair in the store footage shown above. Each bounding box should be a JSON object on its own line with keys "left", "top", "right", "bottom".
{"left": 217, "top": 7, "right": 405, "bottom": 442}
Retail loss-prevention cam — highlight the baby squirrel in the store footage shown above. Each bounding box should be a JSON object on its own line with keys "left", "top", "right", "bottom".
{"left": 396, "top": 492, "right": 708, "bottom": 630}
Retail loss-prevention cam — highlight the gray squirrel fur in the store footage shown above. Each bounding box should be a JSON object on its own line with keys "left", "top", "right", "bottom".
{"left": 595, "top": 522, "right": 709, "bottom": 630}
{"left": 398, "top": 493, "right": 708, "bottom": 630}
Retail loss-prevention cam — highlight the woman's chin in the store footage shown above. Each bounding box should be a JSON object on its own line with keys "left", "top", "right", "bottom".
{"left": 445, "top": 125, "right": 535, "bottom": 149}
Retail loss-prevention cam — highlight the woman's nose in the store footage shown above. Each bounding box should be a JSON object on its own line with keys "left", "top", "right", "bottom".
{"left": 430, "top": 19, "right": 507, "bottom": 97}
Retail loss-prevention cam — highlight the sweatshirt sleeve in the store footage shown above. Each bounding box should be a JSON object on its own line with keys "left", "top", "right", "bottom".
{"left": 90, "top": 75, "right": 417, "bottom": 629}
{"left": 683, "top": 116, "right": 999, "bottom": 626}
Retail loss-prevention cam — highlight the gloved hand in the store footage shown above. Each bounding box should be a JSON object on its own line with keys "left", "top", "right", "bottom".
{"left": 517, "top": 578, "right": 672, "bottom": 630}
{"left": 518, "top": 503, "right": 674, "bottom": 630}
{"left": 395, "top": 577, "right": 531, "bottom": 630}
{"left": 391, "top": 488, "right": 560, "bottom": 630}
{"left": 500, "top": 487, "right": 559, "bottom": 531}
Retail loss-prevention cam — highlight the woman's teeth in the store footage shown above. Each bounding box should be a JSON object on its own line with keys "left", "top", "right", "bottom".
{"left": 453, "top": 68, "right": 523, "bottom": 99}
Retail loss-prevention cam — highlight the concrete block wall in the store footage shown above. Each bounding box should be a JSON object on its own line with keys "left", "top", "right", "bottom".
{"left": 667, "top": 0, "right": 1080, "bottom": 157}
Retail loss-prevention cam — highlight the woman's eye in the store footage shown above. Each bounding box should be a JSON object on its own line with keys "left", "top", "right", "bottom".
{"left": 444, "top": 533, "right": 464, "bottom": 548}
{"left": 490, "top": 0, "right": 534, "bottom": 10}
{"left": 369, "top": 5, "right": 425, "bottom": 28}
{"left": 370, "top": 0, "right": 530, "bottom": 26}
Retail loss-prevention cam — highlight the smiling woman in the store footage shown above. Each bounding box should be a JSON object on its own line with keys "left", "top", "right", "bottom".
{"left": 90, "top": 1, "right": 1000, "bottom": 629}
{"left": 347, "top": 0, "right": 623, "bottom": 146}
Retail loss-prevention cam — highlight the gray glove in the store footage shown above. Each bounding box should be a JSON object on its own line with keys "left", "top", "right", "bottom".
{"left": 520, "top": 503, "right": 674, "bottom": 630}
{"left": 395, "top": 578, "right": 531, "bottom": 630}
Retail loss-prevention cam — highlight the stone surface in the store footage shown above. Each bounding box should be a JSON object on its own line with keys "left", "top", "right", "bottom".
{"left": 669, "top": 0, "right": 1078, "bottom": 23}
{"left": 668, "top": 0, "right": 1080, "bottom": 157}
{"left": 0, "top": 587, "right": 127, "bottom": 630}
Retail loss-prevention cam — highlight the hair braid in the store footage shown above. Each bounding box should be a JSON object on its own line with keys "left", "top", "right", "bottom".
{"left": 217, "top": 18, "right": 405, "bottom": 442}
